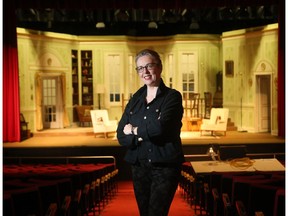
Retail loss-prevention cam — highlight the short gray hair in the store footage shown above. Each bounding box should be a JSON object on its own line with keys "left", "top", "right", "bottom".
{"left": 135, "top": 49, "right": 162, "bottom": 67}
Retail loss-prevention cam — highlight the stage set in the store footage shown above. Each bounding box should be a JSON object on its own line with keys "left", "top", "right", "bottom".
{"left": 3, "top": 127, "right": 285, "bottom": 180}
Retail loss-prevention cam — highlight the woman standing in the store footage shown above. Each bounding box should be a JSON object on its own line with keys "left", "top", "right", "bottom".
{"left": 117, "top": 49, "right": 185, "bottom": 216}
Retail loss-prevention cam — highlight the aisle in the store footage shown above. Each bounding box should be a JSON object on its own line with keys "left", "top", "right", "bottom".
{"left": 98, "top": 181, "right": 197, "bottom": 216}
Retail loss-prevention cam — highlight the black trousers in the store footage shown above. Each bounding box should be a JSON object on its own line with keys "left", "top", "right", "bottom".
{"left": 131, "top": 163, "right": 181, "bottom": 216}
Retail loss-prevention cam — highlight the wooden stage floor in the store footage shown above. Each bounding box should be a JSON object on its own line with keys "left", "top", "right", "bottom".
{"left": 3, "top": 127, "right": 285, "bottom": 148}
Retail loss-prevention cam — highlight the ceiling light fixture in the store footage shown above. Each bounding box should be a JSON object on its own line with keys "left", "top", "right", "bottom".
{"left": 189, "top": 19, "right": 199, "bottom": 30}
{"left": 148, "top": 21, "right": 158, "bottom": 29}
{"left": 96, "top": 22, "right": 105, "bottom": 28}
{"left": 235, "top": 7, "right": 250, "bottom": 20}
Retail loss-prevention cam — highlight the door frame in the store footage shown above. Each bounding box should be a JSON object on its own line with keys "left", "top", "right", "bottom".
{"left": 36, "top": 72, "right": 66, "bottom": 130}
{"left": 255, "top": 73, "right": 272, "bottom": 133}
{"left": 41, "top": 75, "right": 63, "bottom": 129}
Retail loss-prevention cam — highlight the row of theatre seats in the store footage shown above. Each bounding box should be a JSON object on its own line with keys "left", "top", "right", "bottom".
{"left": 3, "top": 158, "right": 119, "bottom": 216}
{"left": 180, "top": 161, "right": 285, "bottom": 216}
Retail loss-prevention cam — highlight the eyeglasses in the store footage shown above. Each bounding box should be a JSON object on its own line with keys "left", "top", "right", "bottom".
{"left": 135, "top": 63, "right": 158, "bottom": 73}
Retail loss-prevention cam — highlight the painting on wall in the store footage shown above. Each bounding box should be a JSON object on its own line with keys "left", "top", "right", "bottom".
{"left": 225, "top": 60, "right": 234, "bottom": 77}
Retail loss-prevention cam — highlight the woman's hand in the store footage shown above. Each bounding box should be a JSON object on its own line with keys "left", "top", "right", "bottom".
{"left": 123, "top": 124, "right": 134, "bottom": 135}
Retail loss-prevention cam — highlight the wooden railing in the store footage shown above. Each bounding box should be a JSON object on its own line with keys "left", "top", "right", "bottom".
{"left": 122, "top": 94, "right": 211, "bottom": 119}
{"left": 183, "top": 98, "right": 208, "bottom": 119}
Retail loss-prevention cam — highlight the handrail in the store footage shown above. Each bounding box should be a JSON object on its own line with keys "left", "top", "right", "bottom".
{"left": 246, "top": 153, "right": 285, "bottom": 158}
{"left": 184, "top": 152, "right": 285, "bottom": 161}
{"left": 4, "top": 155, "right": 117, "bottom": 168}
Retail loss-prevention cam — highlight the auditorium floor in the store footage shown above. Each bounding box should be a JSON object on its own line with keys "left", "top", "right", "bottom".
{"left": 3, "top": 127, "right": 285, "bottom": 148}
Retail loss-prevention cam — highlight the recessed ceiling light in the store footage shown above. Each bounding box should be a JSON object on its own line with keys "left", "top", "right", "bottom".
{"left": 148, "top": 21, "right": 158, "bottom": 29}
{"left": 96, "top": 22, "right": 105, "bottom": 28}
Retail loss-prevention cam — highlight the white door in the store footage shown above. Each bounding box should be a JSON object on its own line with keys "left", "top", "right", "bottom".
{"left": 42, "top": 76, "right": 63, "bottom": 129}
{"left": 181, "top": 52, "right": 198, "bottom": 118}
{"left": 256, "top": 75, "right": 271, "bottom": 132}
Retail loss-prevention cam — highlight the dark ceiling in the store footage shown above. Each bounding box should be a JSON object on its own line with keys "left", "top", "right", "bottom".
{"left": 14, "top": 0, "right": 279, "bottom": 36}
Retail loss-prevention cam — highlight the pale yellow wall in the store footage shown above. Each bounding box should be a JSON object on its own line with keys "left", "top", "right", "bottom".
{"left": 17, "top": 29, "right": 79, "bottom": 131}
{"left": 18, "top": 25, "right": 279, "bottom": 134}
{"left": 17, "top": 28, "right": 222, "bottom": 132}
{"left": 222, "top": 24, "right": 278, "bottom": 134}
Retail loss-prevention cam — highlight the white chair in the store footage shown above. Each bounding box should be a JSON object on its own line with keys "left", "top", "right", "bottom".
{"left": 90, "top": 110, "right": 117, "bottom": 138}
{"left": 200, "top": 108, "right": 229, "bottom": 136}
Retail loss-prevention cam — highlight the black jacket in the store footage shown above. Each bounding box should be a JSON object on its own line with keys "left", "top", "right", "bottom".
{"left": 117, "top": 79, "right": 185, "bottom": 165}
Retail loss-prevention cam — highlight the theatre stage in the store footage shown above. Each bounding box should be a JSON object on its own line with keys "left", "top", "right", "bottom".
{"left": 3, "top": 127, "right": 285, "bottom": 148}
{"left": 3, "top": 127, "right": 285, "bottom": 180}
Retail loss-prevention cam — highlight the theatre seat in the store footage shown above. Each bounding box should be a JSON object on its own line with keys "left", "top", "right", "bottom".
{"left": 248, "top": 184, "right": 282, "bottom": 216}
{"left": 29, "top": 178, "right": 73, "bottom": 215}
{"left": 235, "top": 200, "right": 248, "bottom": 216}
{"left": 6, "top": 186, "right": 43, "bottom": 216}
{"left": 3, "top": 193, "right": 15, "bottom": 216}
{"left": 3, "top": 161, "right": 118, "bottom": 216}
{"left": 273, "top": 188, "right": 285, "bottom": 216}
{"left": 222, "top": 193, "right": 233, "bottom": 216}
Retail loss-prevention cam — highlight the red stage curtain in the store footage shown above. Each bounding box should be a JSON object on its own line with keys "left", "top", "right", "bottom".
{"left": 3, "top": 0, "right": 21, "bottom": 142}
{"left": 277, "top": 0, "right": 285, "bottom": 138}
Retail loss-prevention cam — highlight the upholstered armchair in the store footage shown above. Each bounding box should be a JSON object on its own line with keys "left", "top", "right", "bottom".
{"left": 90, "top": 109, "right": 117, "bottom": 138}
{"left": 200, "top": 108, "right": 229, "bottom": 136}
{"left": 75, "top": 105, "right": 93, "bottom": 127}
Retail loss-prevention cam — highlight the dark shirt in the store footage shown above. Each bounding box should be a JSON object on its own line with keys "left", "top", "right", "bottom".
{"left": 117, "top": 79, "right": 185, "bottom": 165}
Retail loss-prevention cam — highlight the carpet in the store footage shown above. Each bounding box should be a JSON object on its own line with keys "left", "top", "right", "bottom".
{"left": 98, "top": 181, "right": 197, "bottom": 216}
{"left": 180, "top": 131, "right": 219, "bottom": 139}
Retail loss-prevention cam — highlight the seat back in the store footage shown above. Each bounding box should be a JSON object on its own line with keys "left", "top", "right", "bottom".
{"left": 20, "top": 113, "right": 29, "bottom": 140}
{"left": 20, "top": 113, "right": 27, "bottom": 124}
{"left": 90, "top": 110, "right": 113, "bottom": 134}
{"left": 190, "top": 93, "right": 200, "bottom": 117}
{"left": 75, "top": 105, "right": 93, "bottom": 126}
{"left": 91, "top": 110, "right": 110, "bottom": 125}
{"left": 8, "top": 186, "right": 43, "bottom": 216}
{"left": 191, "top": 93, "right": 200, "bottom": 108}
{"left": 248, "top": 184, "right": 281, "bottom": 216}
{"left": 208, "top": 108, "right": 218, "bottom": 124}
{"left": 75, "top": 106, "right": 92, "bottom": 119}
{"left": 204, "top": 92, "right": 213, "bottom": 118}
{"left": 208, "top": 107, "right": 228, "bottom": 123}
